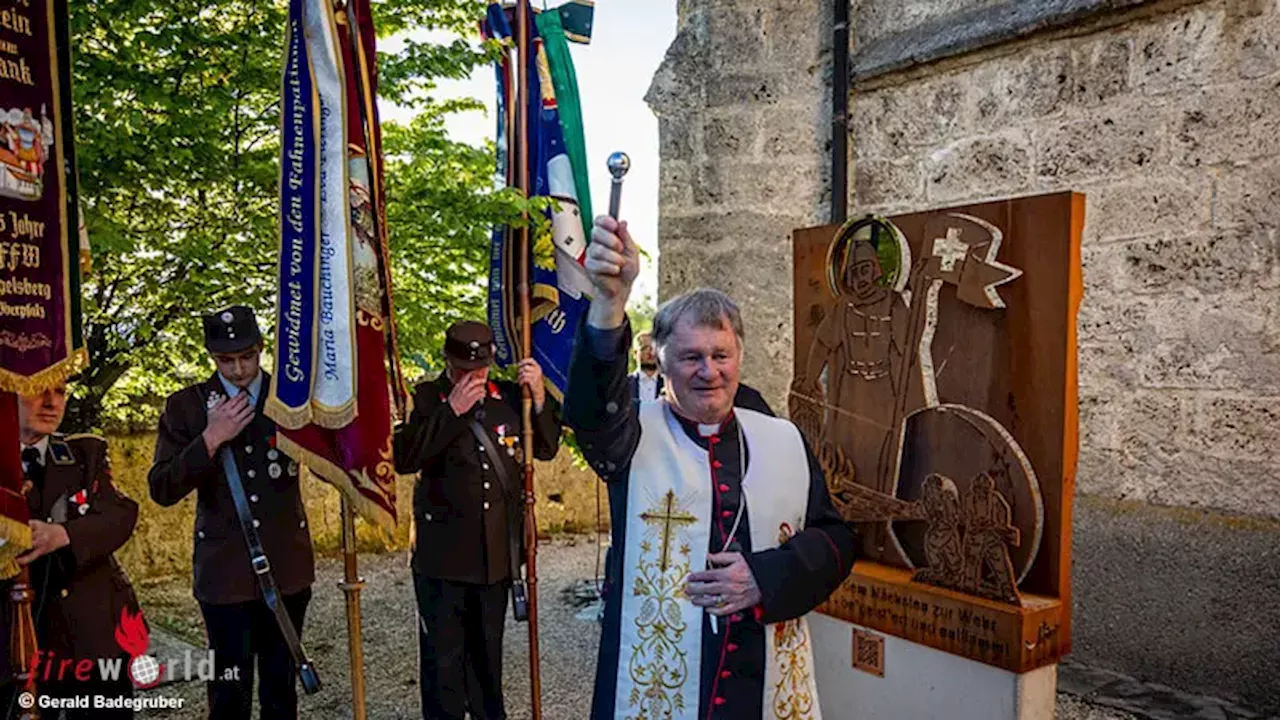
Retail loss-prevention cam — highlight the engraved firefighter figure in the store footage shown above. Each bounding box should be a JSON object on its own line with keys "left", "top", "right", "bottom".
{"left": 913, "top": 474, "right": 963, "bottom": 586}
{"left": 960, "top": 472, "right": 1021, "bottom": 603}
{"left": 793, "top": 218, "right": 912, "bottom": 498}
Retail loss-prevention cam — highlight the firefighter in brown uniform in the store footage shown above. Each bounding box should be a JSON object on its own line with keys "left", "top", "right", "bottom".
{"left": 394, "top": 321, "right": 563, "bottom": 720}
{"left": 148, "top": 306, "right": 314, "bottom": 719}
{"left": 0, "top": 380, "right": 141, "bottom": 719}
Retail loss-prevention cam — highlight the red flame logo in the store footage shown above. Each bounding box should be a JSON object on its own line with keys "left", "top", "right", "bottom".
{"left": 115, "top": 607, "right": 163, "bottom": 689}
{"left": 114, "top": 607, "right": 148, "bottom": 656}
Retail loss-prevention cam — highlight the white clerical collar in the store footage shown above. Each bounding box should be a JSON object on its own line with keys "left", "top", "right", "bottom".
{"left": 219, "top": 371, "right": 263, "bottom": 406}
{"left": 21, "top": 435, "right": 50, "bottom": 466}
{"left": 696, "top": 412, "right": 735, "bottom": 438}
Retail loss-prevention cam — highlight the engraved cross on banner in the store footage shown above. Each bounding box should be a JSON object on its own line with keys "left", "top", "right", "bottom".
{"left": 923, "top": 214, "right": 1023, "bottom": 309}
{"left": 641, "top": 490, "right": 698, "bottom": 572}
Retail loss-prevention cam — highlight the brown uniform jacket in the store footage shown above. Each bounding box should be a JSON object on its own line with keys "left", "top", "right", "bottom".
{"left": 148, "top": 372, "right": 314, "bottom": 605}
{"left": 0, "top": 434, "right": 141, "bottom": 683}
{"left": 394, "top": 375, "right": 561, "bottom": 585}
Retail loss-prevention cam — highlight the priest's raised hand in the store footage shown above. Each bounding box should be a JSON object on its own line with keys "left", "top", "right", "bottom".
{"left": 585, "top": 214, "right": 641, "bottom": 330}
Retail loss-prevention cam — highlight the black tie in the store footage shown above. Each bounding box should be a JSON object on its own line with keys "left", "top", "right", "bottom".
{"left": 21, "top": 447, "right": 44, "bottom": 488}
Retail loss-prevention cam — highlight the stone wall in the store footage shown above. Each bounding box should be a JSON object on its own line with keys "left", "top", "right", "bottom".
{"left": 651, "top": 0, "right": 1280, "bottom": 711}
{"left": 850, "top": 0, "right": 1280, "bottom": 520}
{"left": 651, "top": 0, "right": 1280, "bottom": 520}
{"left": 646, "top": 0, "right": 834, "bottom": 408}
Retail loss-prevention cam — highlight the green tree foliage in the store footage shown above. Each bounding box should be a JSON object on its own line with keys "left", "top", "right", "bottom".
{"left": 383, "top": 103, "right": 523, "bottom": 384}
{"left": 64, "top": 0, "right": 510, "bottom": 431}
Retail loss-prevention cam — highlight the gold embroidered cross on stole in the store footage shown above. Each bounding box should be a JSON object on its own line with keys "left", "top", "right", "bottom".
{"left": 640, "top": 489, "right": 698, "bottom": 572}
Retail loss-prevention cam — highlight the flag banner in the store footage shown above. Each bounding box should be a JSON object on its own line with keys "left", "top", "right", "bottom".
{"left": 268, "top": 0, "right": 404, "bottom": 532}
{"left": 0, "top": 0, "right": 84, "bottom": 576}
{"left": 0, "top": 0, "right": 86, "bottom": 396}
{"left": 485, "top": 2, "right": 593, "bottom": 399}
{"left": 555, "top": 0, "right": 595, "bottom": 45}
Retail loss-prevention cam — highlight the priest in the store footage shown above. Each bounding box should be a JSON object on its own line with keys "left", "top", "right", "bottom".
{"left": 564, "top": 215, "right": 857, "bottom": 720}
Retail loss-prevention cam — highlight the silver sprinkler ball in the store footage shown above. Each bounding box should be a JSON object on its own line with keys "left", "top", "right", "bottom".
{"left": 607, "top": 152, "right": 631, "bottom": 179}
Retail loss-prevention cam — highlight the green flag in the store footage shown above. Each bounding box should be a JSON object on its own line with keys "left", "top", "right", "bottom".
{"left": 536, "top": 9, "right": 592, "bottom": 239}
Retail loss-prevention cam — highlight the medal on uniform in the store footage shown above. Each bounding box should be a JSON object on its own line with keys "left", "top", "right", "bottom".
{"left": 496, "top": 425, "right": 516, "bottom": 456}
{"left": 268, "top": 449, "right": 279, "bottom": 461}
{"left": 206, "top": 390, "right": 223, "bottom": 410}
{"left": 288, "top": 461, "right": 299, "bottom": 476}
{"left": 71, "top": 489, "right": 90, "bottom": 515}
{"left": 269, "top": 463, "right": 282, "bottom": 479}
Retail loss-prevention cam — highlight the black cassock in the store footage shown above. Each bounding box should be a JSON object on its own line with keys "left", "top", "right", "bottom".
{"left": 564, "top": 318, "right": 858, "bottom": 720}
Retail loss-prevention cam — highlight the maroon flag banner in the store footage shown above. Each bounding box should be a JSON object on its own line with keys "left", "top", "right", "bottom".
{"left": 0, "top": 0, "right": 85, "bottom": 575}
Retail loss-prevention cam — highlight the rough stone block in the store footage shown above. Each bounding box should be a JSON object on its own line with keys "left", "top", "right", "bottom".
{"left": 1078, "top": 388, "right": 1188, "bottom": 455}
{"left": 1090, "top": 227, "right": 1279, "bottom": 295}
{"left": 761, "top": 0, "right": 826, "bottom": 68}
{"left": 1036, "top": 104, "right": 1168, "bottom": 184}
{"left": 1078, "top": 340, "right": 1141, "bottom": 393}
{"left": 1070, "top": 36, "right": 1134, "bottom": 107}
{"left": 957, "top": 46, "right": 1073, "bottom": 136}
{"left": 706, "top": 3, "right": 766, "bottom": 69}
{"left": 1173, "top": 81, "right": 1280, "bottom": 168}
{"left": 658, "top": 243, "right": 787, "bottom": 297}
{"left": 1079, "top": 174, "right": 1212, "bottom": 244}
{"left": 1077, "top": 442, "right": 1280, "bottom": 517}
{"left": 760, "top": 104, "right": 826, "bottom": 159}
{"left": 925, "top": 131, "right": 1033, "bottom": 203}
{"left": 1216, "top": 159, "right": 1280, "bottom": 230}
{"left": 1133, "top": 289, "right": 1280, "bottom": 392}
{"left": 706, "top": 73, "right": 789, "bottom": 109}
{"left": 645, "top": 26, "right": 706, "bottom": 117}
{"left": 853, "top": 0, "right": 981, "bottom": 49}
{"left": 1076, "top": 285, "right": 1160, "bottom": 347}
{"left": 702, "top": 111, "right": 760, "bottom": 159}
{"left": 1138, "top": 337, "right": 1280, "bottom": 396}
{"left": 1132, "top": 5, "right": 1227, "bottom": 95}
{"left": 658, "top": 161, "right": 695, "bottom": 214}
{"left": 1223, "top": 0, "right": 1280, "bottom": 80}
{"left": 854, "top": 157, "right": 924, "bottom": 208}
{"left": 1188, "top": 395, "right": 1280, "bottom": 463}
{"left": 851, "top": 76, "right": 967, "bottom": 160}
{"left": 659, "top": 211, "right": 808, "bottom": 261}
{"left": 659, "top": 115, "right": 696, "bottom": 163}
{"left": 691, "top": 160, "right": 824, "bottom": 213}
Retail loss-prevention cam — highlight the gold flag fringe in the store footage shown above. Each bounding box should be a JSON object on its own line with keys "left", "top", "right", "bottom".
{"left": 0, "top": 348, "right": 89, "bottom": 396}
{"left": 0, "top": 514, "right": 32, "bottom": 581}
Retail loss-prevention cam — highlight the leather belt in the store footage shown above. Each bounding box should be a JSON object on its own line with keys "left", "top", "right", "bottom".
{"left": 468, "top": 418, "right": 529, "bottom": 621}
{"left": 219, "top": 446, "right": 321, "bottom": 694}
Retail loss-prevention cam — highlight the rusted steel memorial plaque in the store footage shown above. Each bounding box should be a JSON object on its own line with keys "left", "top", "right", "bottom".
{"left": 791, "top": 192, "right": 1083, "bottom": 673}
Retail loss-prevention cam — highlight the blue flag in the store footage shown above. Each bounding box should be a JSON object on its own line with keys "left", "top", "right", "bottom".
{"left": 484, "top": 3, "right": 593, "bottom": 400}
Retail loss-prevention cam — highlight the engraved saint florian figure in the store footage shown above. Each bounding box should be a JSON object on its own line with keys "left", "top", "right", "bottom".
{"left": 793, "top": 226, "right": 913, "bottom": 498}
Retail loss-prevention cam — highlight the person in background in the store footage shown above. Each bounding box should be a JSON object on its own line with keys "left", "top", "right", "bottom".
{"left": 1, "top": 380, "right": 140, "bottom": 719}
{"left": 394, "top": 320, "right": 563, "bottom": 720}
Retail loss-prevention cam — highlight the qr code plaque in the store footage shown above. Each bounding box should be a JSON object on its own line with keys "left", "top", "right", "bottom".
{"left": 851, "top": 628, "right": 885, "bottom": 677}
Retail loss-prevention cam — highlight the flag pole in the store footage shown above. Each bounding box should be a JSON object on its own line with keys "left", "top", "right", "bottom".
{"left": 515, "top": 0, "right": 544, "bottom": 717}
{"left": 4, "top": 392, "right": 38, "bottom": 720}
{"left": 333, "top": 2, "right": 381, "bottom": 716}
{"left": 339, "top": 496, "right": 367, "bottom": 720}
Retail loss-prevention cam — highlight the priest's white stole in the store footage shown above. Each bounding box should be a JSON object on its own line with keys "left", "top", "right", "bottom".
{"left": 615, "top": 400, "right": 823, "bottom": 720}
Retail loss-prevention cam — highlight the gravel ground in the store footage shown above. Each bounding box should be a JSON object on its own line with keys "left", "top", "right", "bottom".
{"left": 135, "top": 536, "right": 1138, "bottom": 719}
